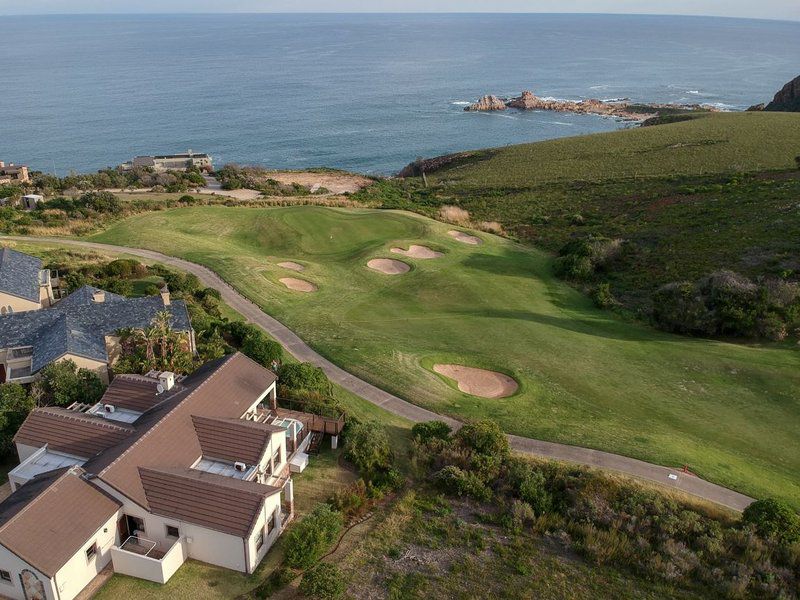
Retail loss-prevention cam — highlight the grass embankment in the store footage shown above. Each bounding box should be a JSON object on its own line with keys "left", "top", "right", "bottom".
{"left": 88, "top": 205, "right": 800, "bottom": 505}
{"left": 380, "top": 112, "right": 800, "bottom": 310}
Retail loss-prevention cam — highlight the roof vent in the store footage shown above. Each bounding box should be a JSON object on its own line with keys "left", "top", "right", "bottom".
{"left": 234, "top": 461, "right": 247, "bottom": 473}
{"left": 158, "top": 371, "right": 175, "bottom": 392}
{"left": 104, "top": 404, "right": 115, "bottom": 414}
{"left": 92, "top": 289, "right": 106, "bottom": 303}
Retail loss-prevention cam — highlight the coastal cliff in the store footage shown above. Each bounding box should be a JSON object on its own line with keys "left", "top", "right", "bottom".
{"left": 764, "top": 75, "right": 800, "bottom": 112}
{"left": 465, "top": 89, "right": 714, "bottom": 121}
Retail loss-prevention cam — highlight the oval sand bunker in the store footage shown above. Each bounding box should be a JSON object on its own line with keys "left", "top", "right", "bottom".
{"left": 448, "top": 230, "right": 482, "bottom": 245}
{"left": 367, "top": 258, "right": 411, "bottom": 275}
{"left": 279, "top": 277, "right": 317, "bottom": 292}
{"left": 278, "top": 261, "right": 305, "bottom": 272}
{"left": 433, "top": 364, "right": 518, "bottom": 399}
{"left": 390, "top": 245, "right": 444, "bottom": 259}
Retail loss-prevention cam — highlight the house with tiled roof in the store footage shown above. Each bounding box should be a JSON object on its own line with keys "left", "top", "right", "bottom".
{"left": 0, "top": 247, "right": 55, "bottom": 315}
{"left": 0, "top": 353, "right": 343, "bottom": 600}
{"left": 0, "top": 249, "right": 193, "bottom": 384}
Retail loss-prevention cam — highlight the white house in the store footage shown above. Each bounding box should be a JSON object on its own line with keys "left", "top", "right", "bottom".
{"left": 0, "top": 352, "right": 330, "bottom": 600}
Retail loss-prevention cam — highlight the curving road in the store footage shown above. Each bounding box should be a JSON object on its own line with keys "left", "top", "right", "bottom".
{"left": 2, "top": 235, "right": 755, "bottom": 511}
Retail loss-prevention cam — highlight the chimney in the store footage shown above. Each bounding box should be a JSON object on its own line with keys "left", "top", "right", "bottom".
{"left": 92, "top": 289, "right": 105, "bottom": 303}
{"left": 0, "top": 161, "right": 5, "bottom": 168}
{"left": 160, "top": 284, "right": 171, "bottom": 307}
{"left": 158, "top": 371, "right": 175, "bottom": 392}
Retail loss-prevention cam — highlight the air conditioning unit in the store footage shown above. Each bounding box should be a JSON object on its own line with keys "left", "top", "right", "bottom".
{"left": 103, "top": 404, "right": 115, "bottom": 413}
{"left": 234, "top": 461, "right": 247, "bottom": 473}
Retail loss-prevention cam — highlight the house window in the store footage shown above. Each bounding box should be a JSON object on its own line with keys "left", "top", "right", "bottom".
{"left": 0, "top": 570, "right": 11, "bottom": 583}
{"left": 266, "top": 508, "right": 277, "bottom": 535}
{"left": 255, "top": 530, "right": 264, "bottom": 551}
{"left": 166, "top": 525, "right": 179, "bottom": 539}
{"left": 85, "top": 543, "right": 97, "bottom": 561}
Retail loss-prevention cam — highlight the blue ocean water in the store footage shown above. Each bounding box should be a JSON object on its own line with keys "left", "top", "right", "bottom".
{"left": 1, "top": 13, "right": 799, "bottom": 175}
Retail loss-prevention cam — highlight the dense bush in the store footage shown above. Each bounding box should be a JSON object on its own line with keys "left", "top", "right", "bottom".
{"left": 299, "top": 563, "right": 346, "bottom": 599}
{"left": 411, "top": 420, "right": 452, "bottom": 443}
{"left": 410, "top": 419, "right": 800, "bottom": 598}
{"left": 32, "top": 360, "right": 106, "bottom": 407}
{"left": 553, "top": 236, "right": 622, "bottom": 281}
{"left": 284, "top": 505, "right": 343, "bottom": 569}
{"left": 652, "top": 270, "right": 800, "bottom": 339}
{"left": 434, "top": 465, "right": 492, "bottom": 501}
{"left": 278, "top": 362, "right": 332, "bottom": 396}
{"left": 344, "top": 421, "right": 392, "bottom": 476}
{"left": 0, "top": 384, "right": 35, "bottom": 457}
{"left": 253, "top": 567, "right": 296, "bottom": 599}
{"left": 240, "top": 328, "right": 283, "bottom": 369}
{"left": 742, "top": 498, "right": 800, "bottom": 543}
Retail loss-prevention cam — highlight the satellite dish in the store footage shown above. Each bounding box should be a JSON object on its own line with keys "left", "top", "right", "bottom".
{"left": 156, "top": 383, "right": 165, "bottom": 394}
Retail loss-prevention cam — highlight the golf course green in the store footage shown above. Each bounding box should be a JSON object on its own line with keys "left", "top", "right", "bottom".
{"left": 89, "top": 205, "right": 800, "bottom": 504}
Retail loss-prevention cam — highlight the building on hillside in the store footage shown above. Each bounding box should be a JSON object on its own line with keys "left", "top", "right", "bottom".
{"left": 20, "top": 194, "right": 42, "bottom": 211}
{"left": 0, "top": 353, "right": 344, "bottom": 600}
{"left": 0, "top": 248, "right": 194, "bottom": 385}
{"left": 0, "top": 162, "right": 30, "bottom": 185}
{"left": 0, "top": 248, "right": 56, "bottom": 314}
{"left": 122, "top": 150, "right": 213, "bottom": 173}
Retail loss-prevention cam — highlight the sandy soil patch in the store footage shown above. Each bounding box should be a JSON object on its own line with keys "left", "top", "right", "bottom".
{"left": 390, "top": 245, "right": 444, "bottom": 259}
{"left": 266, "top": 171, "right": 373, "bottom": 194}
{"left": 448, "top": 230, "right": 483, "bottom": 245}
{"left": 277, "top": 261, "right": 305, "bottom": 272}
{"left": 200, "top": 187, "right": 262, "bottom": 200}
{"left": 433, "top": 364, "right": 518, "bottom": 398}
{"left": 279, "top": 277, "right": 317, "bottom": 292}
{"left": 367, "top": 258, "right": 411, "bottom": 275}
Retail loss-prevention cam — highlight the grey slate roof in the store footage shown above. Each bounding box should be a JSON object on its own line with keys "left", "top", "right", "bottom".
{"left": 0, "top": 285, "right": 192, "bottom": 373}
{"left": 0, "top": 247, "right": 42, "bottom": 302}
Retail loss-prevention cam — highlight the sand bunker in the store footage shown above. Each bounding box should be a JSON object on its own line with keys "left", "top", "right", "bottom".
{"left": 279, "top": 278, "right": 317, "bottom": 293}
{"left": 433, "top": 364, "right": 518, "bottom": 399}
{"left": 367, "top": 258, "right": 411, "bottom": 275}
{"left": 448, "top": 230, "right": 483, "bottom": 245}
{"left": 277, "top": 261, "right": 305, "bottom": 272}
{"left": 390, "top": 245, "right": 444, "bottom": 259}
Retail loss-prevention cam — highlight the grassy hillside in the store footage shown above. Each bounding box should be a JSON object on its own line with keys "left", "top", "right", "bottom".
{"left": 427, "top": 112, "right": 800, "bottom": 186}
{"left": 379, "top": 112, "right": 800, "bottom": 313}
{"left": 89, "top": 206, "right": 800, "bottom": 505}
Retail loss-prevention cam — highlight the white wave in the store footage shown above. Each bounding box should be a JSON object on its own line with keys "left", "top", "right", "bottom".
{"left": 548, "top": 121, "right": 574, "bottom": 126}
{"left": 589, "top": 85, "right": 610, "bottom": 90}
{"left": 602, "top": 97, "right": 629, "bottom": 103}
{"left": 451, "top": 101, "right": 471, "bottom": 106}
{"left": 687, "top": 90, "right": 701, "bottom": 95}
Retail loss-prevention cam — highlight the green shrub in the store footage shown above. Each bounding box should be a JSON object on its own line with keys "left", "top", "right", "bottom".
{"left": 32, "top": 360, "right": 105, "bottom": 407}
{"left": 278, "top": 362, "right": 332, "bottom": 395}
{"left": 283, "top": 504, "right": 343, "bottom": 569}
{"left": 253, "top": 566, "right": 295, "bottom": 599}
{"left": 592, "top": 282, "right": 616, "bottom": 309}
{"left": 344, "top": 421, "right": 393, "bottom": 476}
{"left": 411, "top": 420, "right": 452, "bottom": 443}
{"left": 241, "top": 329, "right": 283, "bottom": 369}
{"left": 299, "top": 563, "right": 346, "bottom": 599}
{"left": 433, "top": 465, "right": 492, "bottom": 502}
{"left": 455, "top": 419, "right": 509, "bottom": 459}
{"left": 742, "top": 498, "right": 800, "bottom": 544}
{"left": 0, "top": 384, "right": 35, "bottom": 457}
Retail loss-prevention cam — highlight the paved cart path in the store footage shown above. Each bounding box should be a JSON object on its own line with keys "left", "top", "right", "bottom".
{"left": 2, "top": 236, "right": 755, "bottom": 511}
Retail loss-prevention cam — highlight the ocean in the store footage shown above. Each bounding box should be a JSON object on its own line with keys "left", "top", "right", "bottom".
{"left": 1, "top": 13, "right": 799, "bottom": 175}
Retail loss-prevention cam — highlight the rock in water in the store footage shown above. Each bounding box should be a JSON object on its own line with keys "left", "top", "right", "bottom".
{"left": 764, "top": 75, "right": 800, "bottom": 112}
{"left": 506, "top": 90, "right": 540, "bottom": 109}
{"left": 464, "top": 95, "right": 507, "bottom": 112}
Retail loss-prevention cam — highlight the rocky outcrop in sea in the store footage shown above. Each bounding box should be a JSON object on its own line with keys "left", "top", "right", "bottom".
{"left": 465, "top": 89, "right": 715, "bottom": 121}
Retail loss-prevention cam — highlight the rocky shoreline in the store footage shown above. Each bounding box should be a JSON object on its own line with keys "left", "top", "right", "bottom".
{"left": 465, "top": 90, "right": 717, "bottom": 121}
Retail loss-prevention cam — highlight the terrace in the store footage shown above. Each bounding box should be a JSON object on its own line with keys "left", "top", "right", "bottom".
{"left": 110, "top": 535, "right": 187, "bottom": 584}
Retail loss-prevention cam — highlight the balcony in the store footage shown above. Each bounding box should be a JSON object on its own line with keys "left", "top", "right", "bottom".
{"left": 110, "top": 536, "right": 187, "bottom": 584}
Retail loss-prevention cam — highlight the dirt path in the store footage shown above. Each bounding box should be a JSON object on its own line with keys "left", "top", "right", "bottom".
{"left": 1, "top": 235, "right": 755, "bottom": 512}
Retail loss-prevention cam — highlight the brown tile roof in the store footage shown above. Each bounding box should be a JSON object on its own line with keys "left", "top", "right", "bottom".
{"left": 192, "top": 415, "right": 282, "bottom": 465}
{"left": 14, "top": 407, "right": 134, "bottom": 459}
{"left": 93, "top": 353, "right": 277, "bottom": 508}
{"left": 0, "top": 467, "right": 121, "bottom": 577}
{"left": 100, "top": 374, "right": 163, "bottom": 412}
{"left": 139, "top": 467, "right": 279, "bottom": 537}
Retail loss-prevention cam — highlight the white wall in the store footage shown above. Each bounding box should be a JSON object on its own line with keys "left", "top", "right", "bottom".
{"left": 0, "top": 543, "right": 58, "bottom": 600}
{"left": 246, "top": 493, "right": 283, "bottom": 574}
{"left": 52, "top": 512, "right": 118, "bottom": 600}
{"left": 15, "top": 443, "right": 41, "bottom": 464}
{"left": 110, "top": 537, "right": 187, "bottom": 584}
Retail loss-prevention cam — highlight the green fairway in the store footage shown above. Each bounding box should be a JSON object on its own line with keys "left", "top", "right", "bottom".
{"left": 89, "top": 206, "right": 800, "bottom": 505}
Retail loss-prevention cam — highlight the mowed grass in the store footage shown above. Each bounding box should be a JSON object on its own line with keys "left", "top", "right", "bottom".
{"left": 429, "top": 112, "right": 800, "bottom": 187}
{"left": 90, "top": 206, "right": 800, "bottom": 505}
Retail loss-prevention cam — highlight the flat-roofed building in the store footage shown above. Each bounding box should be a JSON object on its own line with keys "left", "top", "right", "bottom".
{"left": 126, "top": 150, "right": 212, "bottom": 173}
{"left": 0, "top": 162, "right": 30, "bottom": 185}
